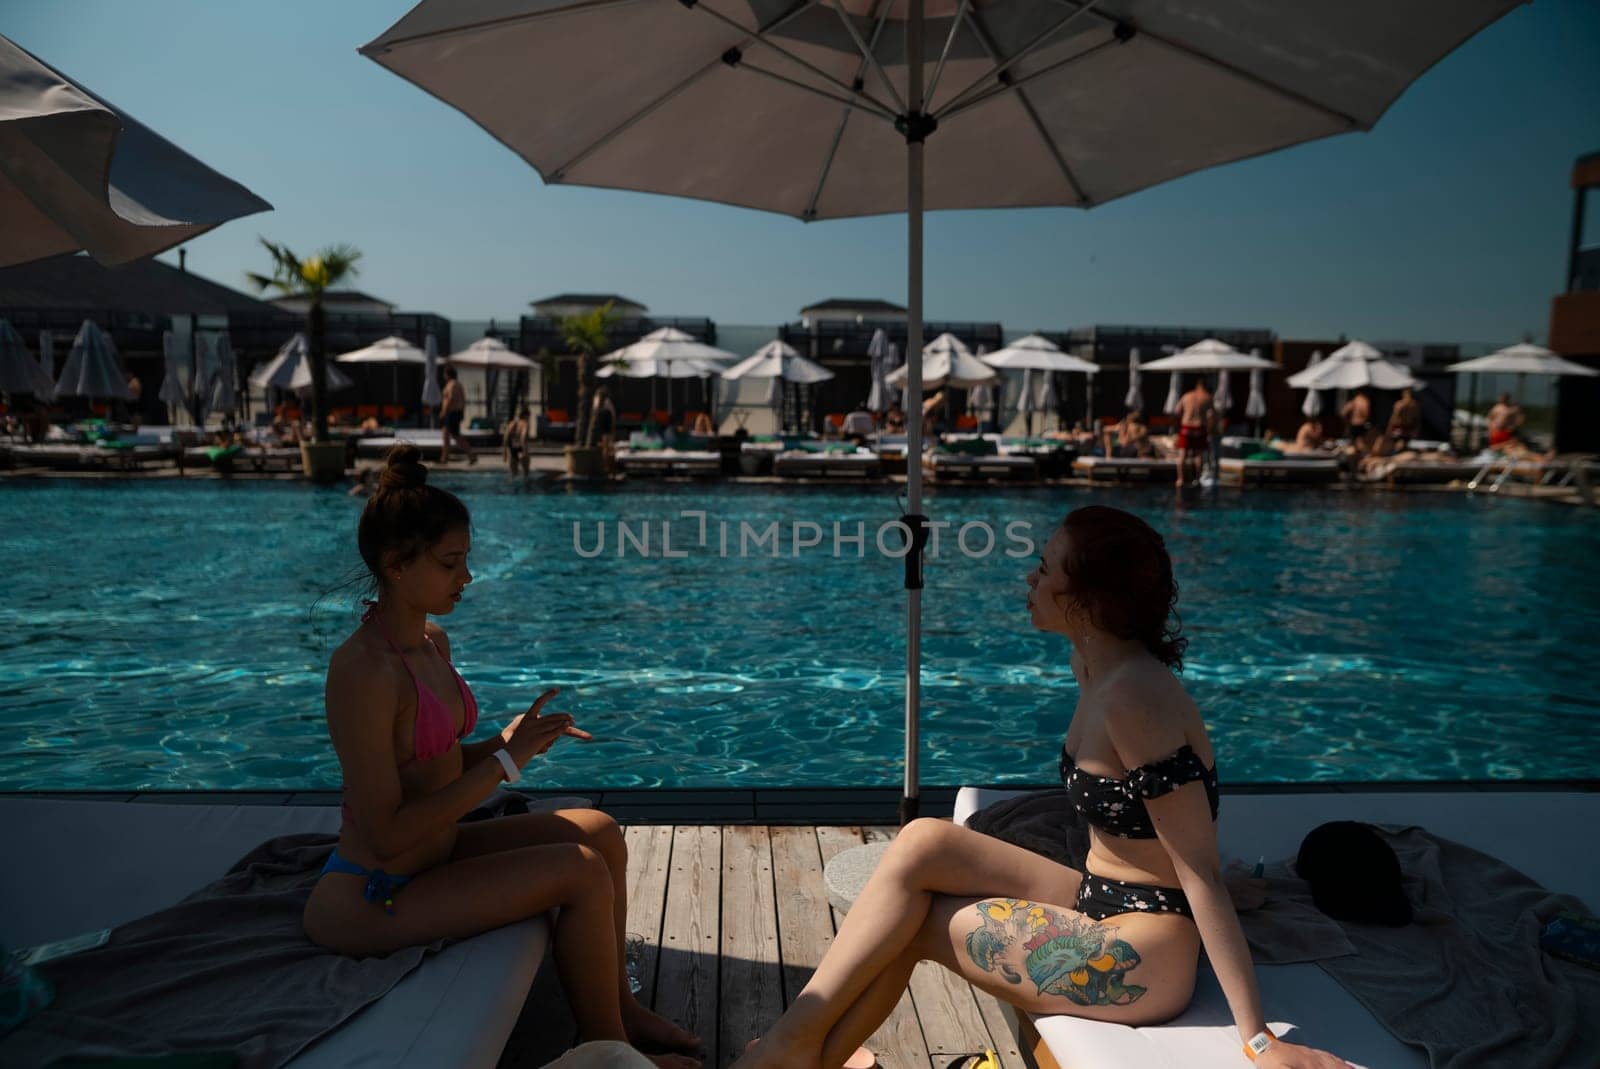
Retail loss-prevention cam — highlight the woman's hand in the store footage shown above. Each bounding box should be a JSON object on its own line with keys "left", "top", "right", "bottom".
{"left": 502, "top": 688, "right": 593, "bottom": 765}
{"left": 1255, "top": 1038, "right": 1353, "bottom": 1069}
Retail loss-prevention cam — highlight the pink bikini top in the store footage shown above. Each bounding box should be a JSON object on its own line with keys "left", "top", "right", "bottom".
{"left": 341, "top": 602, "right": 479, "bottom": 829}
{"left": 361, "top": 600, "right": 478, "bottom": 762}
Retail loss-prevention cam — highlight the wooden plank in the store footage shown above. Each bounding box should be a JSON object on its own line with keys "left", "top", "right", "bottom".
{"left": 623, "top": 824, "right": 674, "bottom": 1010}
{"left": 719, "top": 827, "right": 784, "bottom": 1067}
{"left": 769, "top": 825, "right": 834, "bottom": 1006}
{"left": 813, "top": 827, "right": 930, "bottom": 1069}
{"left": 907, "top": 959, "right": 994, "bottom": 1058}
{"left": 656, "top": 825, "right": 722, "bottom": 1065}
{"left": 971, "top": 988, "right": 1028, "bottom": 1069}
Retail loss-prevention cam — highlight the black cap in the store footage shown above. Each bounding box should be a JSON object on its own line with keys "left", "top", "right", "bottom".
{"left": 1295, "top": 821, "right": 1413, "bottom": 927}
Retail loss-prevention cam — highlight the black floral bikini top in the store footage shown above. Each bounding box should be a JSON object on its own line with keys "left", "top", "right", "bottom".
{"left": 1059, "top": 744, "right": 1220, "bottom": 839}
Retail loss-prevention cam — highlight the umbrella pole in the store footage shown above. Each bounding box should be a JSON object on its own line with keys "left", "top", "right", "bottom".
{"left": 900, "top": 0, "right": 927, "bottom": 828}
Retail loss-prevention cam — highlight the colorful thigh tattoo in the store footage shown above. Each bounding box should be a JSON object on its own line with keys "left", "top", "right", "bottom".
{"left": 964, "top": 898, "right": 1146, "bottom": 1006}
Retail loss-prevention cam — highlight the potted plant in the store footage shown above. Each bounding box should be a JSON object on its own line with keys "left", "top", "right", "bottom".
{"left": 246, "top": 239, "right": 363, "bottom": 482}
{"left": 559, "top": 301, "right": 615, "bottom": 478}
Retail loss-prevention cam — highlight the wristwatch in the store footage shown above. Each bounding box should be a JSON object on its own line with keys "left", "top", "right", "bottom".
{"left": 1243, "top": 1030, "right": 1276, "bottom": 1061}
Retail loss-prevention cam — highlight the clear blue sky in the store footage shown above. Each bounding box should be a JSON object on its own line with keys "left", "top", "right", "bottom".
{"left": 9, "top": 0, "right": 1599, "bottom": 345}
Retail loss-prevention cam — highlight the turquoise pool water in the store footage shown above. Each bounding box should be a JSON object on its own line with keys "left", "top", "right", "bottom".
{"left": 1, "top": 479, "right": 1595, "bottom": 791}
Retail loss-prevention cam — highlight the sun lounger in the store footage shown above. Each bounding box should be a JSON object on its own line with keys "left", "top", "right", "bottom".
{"left": 0, "top": 797, "right": 552, "bottom": 1069}
{"left": 1072, "top": 456, "right": 1178, "bottom": 483}
{"left": 923, "top": 450, "right": 1038, "bottom": 482}
{"left": 1218, "top": 456, "right": 1342, "bottom": 485}
{"left": 616, "top": 449, "right": 722, "bottom": 477}
{"left": 773, "top": 447, "right": 883, "bottom": 479}
{"left": 1362, "top": 458, "right": 1481, "bottom": 485}
{"left": 2, "top": 441, "right": 175, "bottom": 472}
{"left": 954, "top": 787, "right": 1600, "bottom": 1069}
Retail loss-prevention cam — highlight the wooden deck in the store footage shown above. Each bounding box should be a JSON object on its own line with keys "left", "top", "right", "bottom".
{"left": 499, "top": 824, "right": 1027, "bottom": 1069}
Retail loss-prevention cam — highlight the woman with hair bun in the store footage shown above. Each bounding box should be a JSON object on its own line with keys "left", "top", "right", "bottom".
{"left": 301, "top": 444, "right": 702, "bottom": 1067}
{"left": 734, "top": 506, "right": 1349, "bottom": 1069}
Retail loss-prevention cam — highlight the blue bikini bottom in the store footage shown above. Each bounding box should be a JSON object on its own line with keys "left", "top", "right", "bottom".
{"left": 321, "top": 848, "right": 414, "bottom": 915}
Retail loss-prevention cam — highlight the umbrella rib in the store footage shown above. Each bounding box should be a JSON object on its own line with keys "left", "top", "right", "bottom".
{"left": 549, "top": 1, "right": 822, "bottom": 181}
{"left": 1041, "top": 0, "right": 1363, "bottom": 129}
{"left": 933, "top": 1, "right": 1102, "bottom": 121}
{"left": 830, "top": 2, "right": 904, "bottom": 114}
{"left": 925, "top": 0, "right": 972, "bottom": 106}
{"left": 690, "top": 1, "right": 899, "bottom": 119}
{"left": 804, "top": 1, "right": 896, "bottom": 221}
{"left": 360, "top": 0, "right": 651, "bottom": 53}
{"left": 958, "top": 8, "right": 1091, "bottom": 205}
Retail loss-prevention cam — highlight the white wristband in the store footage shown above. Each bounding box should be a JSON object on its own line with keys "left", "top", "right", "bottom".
{"left": 492, "top": 748, "right": 520, "bottom": 784}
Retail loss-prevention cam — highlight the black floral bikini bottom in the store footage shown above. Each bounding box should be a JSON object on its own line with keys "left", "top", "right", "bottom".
{"left": 1075, "top": 872, "right": 1195, "bottom": 921}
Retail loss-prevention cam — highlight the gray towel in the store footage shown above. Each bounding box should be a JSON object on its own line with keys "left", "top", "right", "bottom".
{"left": 0, "top": 791, "right": 560, "bottom": 1069}
{"left": 965, "top": 788, "right": 1089, "bottom": 870}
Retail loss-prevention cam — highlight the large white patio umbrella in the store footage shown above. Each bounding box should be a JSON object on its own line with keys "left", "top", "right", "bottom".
{"left": 0, "top": 34, "right": 270, "bottom": 269}
{"left": 0, "top": 319, "right": 55, "bottom": 398}
{"left": 724, "top": 339, "right": 835, "bottom": 432}
{"left": 885, "top": 332, "right": 997, "bottom": 390}
{"left": 1124, "top": 349, "right": 1144, "bottom": 412}
{"left": 603, "top": 326, "right": 737, "bottom": 372}
{"left": 337, "top": 335, "right": 427, "bottom": 410}
{"left": 866, "top": 328, "right": 894, "bottom": 412}
{"left": 421, "top": 334, "right": 442, "bottom": 424}
{"left": 1446, "top": 342, "right": 1596, "bottom": 450}
{"left": 1245, "top": 367, "right": 1268, "bottom": 435}
{"left": 361, "top": 0, "right": 1523, "bottom": 822}
{"left": 157, "top": 330, "right": 186, "bottom": 419}
{"left": 1142, "top": 338, "right": 1276, "bottom": 373}
{"left": 981, "top": 333, "right": 1098, "bottom": 375}
{"left": 447, "top": 336, "right": 537, "bottom": 371}
{"left": 210, "top": 334, "right": 238, "bottom": 422}
{"left": 1300, "top": 350, "right": 1326, "bottom": 418}
{"left": 1287, "top": 340, "right": 1418, "bottom": 391}
{"left": 251, "top": 334, "right": 352, "bottom": 395}
{"left": 55, "top": 319, "right": 130, "bottom": 401}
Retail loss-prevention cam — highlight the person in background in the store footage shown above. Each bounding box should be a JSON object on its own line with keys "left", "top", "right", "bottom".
{"left": 125, "top": 372, "right": 143, "bottom": 430}
{"left": 1341, "top": 389, "right": 1372, "bottom": 452}
{"left": 841, "top": 405, "right": 876, "bottom": 445}
{"left": 690, "top": 410, "right": 715, "bottom": 437}
{"left": 439, "top": 366, "right": 473, "bottom": 465}
{"left": 1103, "top": 409, "right": 1153, "bottom": 459}
{"left": 1386, "top": 388, "right": 1420, "bottom": 446}
{"left": 1486, "top": 392, "right": 1523, "bottom": 449}
{"left": 883, "top": 404, "right": 907, "bottom": 434}
{"left": 1173, "top": 378, "right": 1212, "bottom": 487}
{"left": 503, "top": 404, "right": 531, "bottom": 481}
{"left": 591, "top": 386, "right": 617, "bottom": 470}
{"left": 1285, "top": 416, "right": 1325, "bottom": 454}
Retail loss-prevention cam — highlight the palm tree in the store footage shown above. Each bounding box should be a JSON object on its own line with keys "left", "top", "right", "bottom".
{"left": 246, "top": 239, "right": 363, "bottom": 444}
{"left": 559, "top": 300, "right": 616, "bottom": 448}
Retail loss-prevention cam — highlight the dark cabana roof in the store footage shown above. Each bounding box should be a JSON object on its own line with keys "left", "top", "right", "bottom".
{"left": 0, "top": 253, "right": 279, "bottom": 316}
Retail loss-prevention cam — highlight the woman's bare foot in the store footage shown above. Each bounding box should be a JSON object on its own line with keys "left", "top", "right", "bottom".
{"left": 623, "top": 999, "right": 702, "bottom": 1055}
{"left": 731, "top": 1035, "right": 830, "bottom": 1069}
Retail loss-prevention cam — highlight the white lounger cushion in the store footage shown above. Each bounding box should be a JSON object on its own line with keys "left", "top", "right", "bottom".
{"left": 954, "top": 788, "right": 1600, "bottom": 1069}
{"left": 0, "top": 798, "right": 549, "bottom": 1069}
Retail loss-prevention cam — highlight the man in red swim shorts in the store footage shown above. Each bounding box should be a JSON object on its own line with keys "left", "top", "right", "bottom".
{"left": 1174, "top": 377, "right": 1213, "bottom": 487}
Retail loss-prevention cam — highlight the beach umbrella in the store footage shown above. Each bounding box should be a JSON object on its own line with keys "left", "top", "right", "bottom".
{"left": 338, "top": 335, "right": 427, "bottom": 412}
{"left": 866, "top": 328, "right": 891, "bottom": 412}
{"left": 1300, "top": 351, "right": 1325, "bottom": 418}
{"left": 54, "top": 319, "right": 130, "bottom": 401}
{"left": 209, "top": 334, "right": 237, "bottom": 422}
{"left": 0, "top": 34, "right": 270, "bottom": 269}
{"left": 361, "top": 0, "right": 1524, "bottom": 823}
{"left": 0, "top": 319, "right": 54, "bottom": 398}
{"left": 885, "top": 333, "right": 996, "bottom": 390}
{"left": 981, "top": 334, "right": 1098, "bottom": 374}
{"left": 1142, "top": 338, "right": 1276, "bottom": 373}
{"left": 883, "top": 340, "right": 903, "bottom": 412}
{"left": 158, "top": 330, "right": 186, "bottom": 417}
{"left": 1287, "top": 340, "right": 1418, "bottom": 391}
{"left": 447, "top": 335, "right": 536, "bottom": 370}
{"left": 1124, "top": 349, "right": 1144, "bottom": 412}
{"left": 1016, "top": 368, "right": 1038, "bottom": 438}
{"left": 190, "top": 333, "right": 216, "bottom": 427}
{"left": 722, "top": 339, "right": 834, "bottom": 385}
{"left": 1214, "top": 369, "right": 1233, "bottom": 413}
{"left": 38, "top": 330, "right": 55, "bottom": 381}
{"left": 251, "top": 334, "right": 352, "bottom": 395}
{"left": 1245, "top": 367, "right": 1267, "bottom": 435}
{"left": 422, "top": 333, "right": 442, "bottom": 425}
{"left": 1162, "top": 371, "right": 1182, "bottom": 416}
{"left": 603, "top": 326, "right": 737, "bottom": 371}
{"left": 1446, "top": 342, "right": 1597, "bottom": 378}
{"left": 597, "top": 356, "right": 722, "bottom": 379}
{"left": 1038, "top": 369, "right": 1060, "bottom": 431}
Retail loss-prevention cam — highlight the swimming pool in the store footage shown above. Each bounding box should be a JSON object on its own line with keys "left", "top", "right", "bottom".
{"left": 1, "top": 478, "right": 1595, "bottom": 791}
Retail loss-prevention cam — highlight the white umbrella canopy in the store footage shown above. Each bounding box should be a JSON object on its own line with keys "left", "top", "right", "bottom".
{"left": 158, "top": 330, "right": 186, "bottom": 408}
{"left": 336, "top": 335, "right": 427, "bottom": 364}
{"left": 1245, "top": 368, "right": 1268, "bottom": 420}
{"left": 210, "top": 333, "right": 238, "bottom": 419}
{"left": 866, "top": 328, "right": 891, "bottom": 411}
{"left": 250, "top": 334, "right": 353, "bottom": 394}
{"left": 1124, "top": 349, "right": 1144, "bottom": 412}
{"left": 422, "top": 334, "right": 442, "bottom": 410}
{"left": 1141, "top": 338, "right": 1275, "bottom": 372}
{"left": 603, "top": 326, "right": 737, "bottom": 368}
{"left": 0, "top": 318, "right": 55, "bottom": 397}
{"left": 1446, "top": 342, "right": 1598, "bottom": 377}
{"left": 1287, "top": 340, "right": 1419, "bottom": 390}
{"left": 597, "top": 356, "right": 722, "bottom": 379}
{"left": 722, "top": 339, "right": 834, "bottom": 384}
{"left": 55, "top": 319, "right": 130, "bottom": 401}
{"left": 0, "top": 34, "right": 271, "bottom": 269}
{"left": 1213, "top": 369, "right": 1233, "bottom": 413}
{"left": 982, "top": 334, "right": 1098, "bottom": 374}
{"left": 360, "top": 0, "right": 1524, "bottom": 821}
{"left": 885, "top": 332, "right": 996, "bottom": 390}
{"left": 446, "top": 336, "right": 536, "bottom": 369}
{"left": 1162, "top": 371, "right": 1183, "bottom": 415}
{"left": 1300, "top": 350, "right": 1325, "bottom": 417}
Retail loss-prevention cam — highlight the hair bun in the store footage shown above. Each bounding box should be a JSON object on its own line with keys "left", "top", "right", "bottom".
{"left": 377, "top": 443, "right": 428, "bottom": 492}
